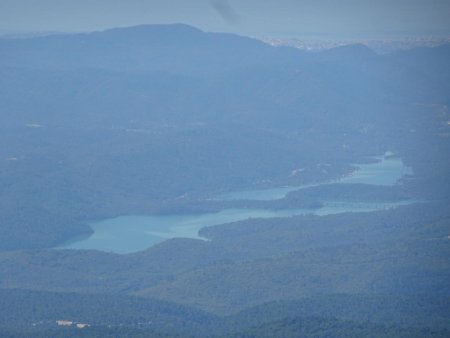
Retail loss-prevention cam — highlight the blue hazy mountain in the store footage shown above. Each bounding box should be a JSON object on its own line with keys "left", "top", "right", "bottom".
{"left": 0, "top": 24, "right": 301, "bottom": 74}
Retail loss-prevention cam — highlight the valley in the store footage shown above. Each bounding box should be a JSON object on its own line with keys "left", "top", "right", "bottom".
{"left": 58, "top": 155, "right": 416, "bottom": 253}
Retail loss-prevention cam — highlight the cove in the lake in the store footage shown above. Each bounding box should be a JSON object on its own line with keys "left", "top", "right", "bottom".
{"left": 58, "top": 155, "right": 415, "bottom": 254}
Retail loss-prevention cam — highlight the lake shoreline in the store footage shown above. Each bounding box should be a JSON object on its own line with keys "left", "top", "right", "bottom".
{"left": 57, "top": 154, "right": 416, "bottom": 254}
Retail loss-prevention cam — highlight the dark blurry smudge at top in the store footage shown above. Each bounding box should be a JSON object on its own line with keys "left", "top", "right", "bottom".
{"left": 210, "top": 0, "right": 241, "bottom": 24}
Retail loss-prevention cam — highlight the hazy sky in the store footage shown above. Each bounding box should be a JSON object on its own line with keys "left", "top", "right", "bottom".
{"left": 0, "top": 0, "right": 449, "bottom": 38}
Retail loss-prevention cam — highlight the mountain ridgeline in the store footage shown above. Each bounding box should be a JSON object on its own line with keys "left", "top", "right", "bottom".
{"left": 0, "top": 24, "right": 449, "bottom": 337}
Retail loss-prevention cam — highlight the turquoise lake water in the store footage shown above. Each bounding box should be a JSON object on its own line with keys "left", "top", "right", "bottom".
{"left": 59, "top": 155, "right": 414, "bottom": 254}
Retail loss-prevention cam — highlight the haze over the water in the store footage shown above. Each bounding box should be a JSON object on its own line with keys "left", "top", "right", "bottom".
{"left": 0, "top": 0, "right": 449, "bottom": 38}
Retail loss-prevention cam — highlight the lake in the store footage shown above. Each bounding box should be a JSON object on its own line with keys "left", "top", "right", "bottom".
{"left": 216, "top": 154, "right": 413, "bottom": 201}
{"left": 58, "top": 154, "right": 414, "bottom": 254}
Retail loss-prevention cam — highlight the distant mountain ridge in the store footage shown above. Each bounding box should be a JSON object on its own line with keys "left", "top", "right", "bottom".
{"left": 0, "top": 23, "right": 301, "bottom": 75}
